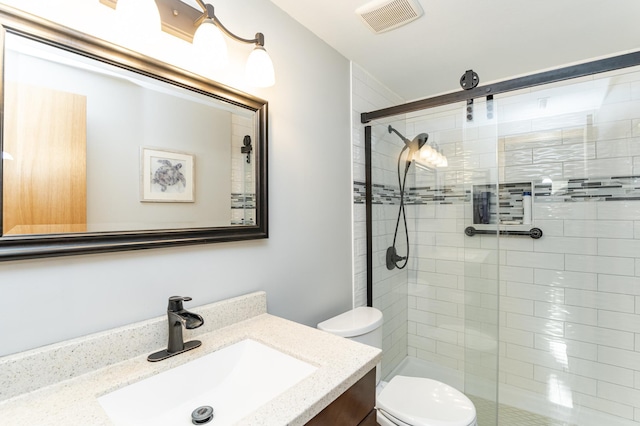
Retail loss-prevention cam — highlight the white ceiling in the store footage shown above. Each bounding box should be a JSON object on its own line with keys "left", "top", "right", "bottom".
{"left": 268, "top": 0, "right": 640, "bottom": 102}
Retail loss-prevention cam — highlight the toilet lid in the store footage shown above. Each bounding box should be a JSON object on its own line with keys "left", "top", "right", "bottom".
{"left": 377, "top": 376, "right": 476, "bottom": 426}
{"left": 317, "top": 307, "right": 383, "bottom": 337}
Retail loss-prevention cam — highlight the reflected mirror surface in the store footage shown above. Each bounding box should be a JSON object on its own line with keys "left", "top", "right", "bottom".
{"left": 2, "top": 32, "right": 257, "bottom": 236}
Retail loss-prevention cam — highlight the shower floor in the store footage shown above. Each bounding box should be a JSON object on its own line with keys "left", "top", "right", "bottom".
{"left": 469, "top": 395, "right": 576, "bottom": 426}
{"left": 384, "top": 357, "right": 577, "bottom": 426}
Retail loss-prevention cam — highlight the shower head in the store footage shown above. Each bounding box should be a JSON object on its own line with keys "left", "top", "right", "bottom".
{"left": 388, "top": 125, "right": 429, "bottom": 153}
{"left": 385, "top": 127, "right": 436, "bottom": 271}
{"left": 386, "top": 125, "right": 431, "bottom": 271}
{"left": 410, "top": 133, "right": 429, "bottom": 152}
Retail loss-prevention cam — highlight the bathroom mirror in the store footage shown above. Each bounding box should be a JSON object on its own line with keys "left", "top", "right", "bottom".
{"left": 0, "top": 6, "right": 268, "bottom": 261}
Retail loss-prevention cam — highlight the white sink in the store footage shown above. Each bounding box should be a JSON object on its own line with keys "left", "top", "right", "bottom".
{"left": 98, "top": 339, "right": 318, "bottom": 425}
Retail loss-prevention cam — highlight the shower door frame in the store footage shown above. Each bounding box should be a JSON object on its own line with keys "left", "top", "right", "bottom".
{"left": 361, "top": 49, "right": 640, "bottom": 307}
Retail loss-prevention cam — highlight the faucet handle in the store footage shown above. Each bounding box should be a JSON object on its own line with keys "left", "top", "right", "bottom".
{"left": 168, "top": 296, "right": 192, "bottom": 312}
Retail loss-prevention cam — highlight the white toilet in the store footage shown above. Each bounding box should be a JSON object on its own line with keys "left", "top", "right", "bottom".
{"left": 318, "top": 307, "right": 477, "bottom": 426}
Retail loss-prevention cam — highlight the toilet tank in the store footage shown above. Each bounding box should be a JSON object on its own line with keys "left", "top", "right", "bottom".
{"left": 317, "top": 307, "right": 383, "bottom": 349}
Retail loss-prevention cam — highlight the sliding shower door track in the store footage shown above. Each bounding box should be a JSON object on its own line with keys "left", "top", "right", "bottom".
{"left": 361, "top": 50, "right": 640, "bottom": 123}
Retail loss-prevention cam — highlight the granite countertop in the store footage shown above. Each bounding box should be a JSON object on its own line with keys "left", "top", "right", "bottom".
{"left": 0, "top": 292, "right": 381, "bottom": 425}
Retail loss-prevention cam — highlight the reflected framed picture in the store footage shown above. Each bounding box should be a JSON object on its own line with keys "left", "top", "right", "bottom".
{"left": 140, "top": 147, "right": 195, "bottom": 202}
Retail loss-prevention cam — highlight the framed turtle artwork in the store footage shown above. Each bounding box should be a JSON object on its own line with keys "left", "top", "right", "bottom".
{"left": 140, "top": 147, "right": 195, "bottom": 202}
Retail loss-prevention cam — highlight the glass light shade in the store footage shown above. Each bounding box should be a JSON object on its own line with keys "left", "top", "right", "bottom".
{"left": 116, "top": 0, "right": 161, "bottom": 36}
{"left": 419, "top": 146, "right": 436, "bottom": 162}
{"left": 192, "top": 19, "right": 229, "bottom": 70}
{"left": 437, "top": 154, "right": 448, "bottom": 168}
{"left": 246, "top": 46, "right": 275, "bottom": 87}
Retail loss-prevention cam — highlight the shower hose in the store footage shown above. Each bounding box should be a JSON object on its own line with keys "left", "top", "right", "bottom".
{"left": 387, "top": 144, "right": 413, "bottom": 270}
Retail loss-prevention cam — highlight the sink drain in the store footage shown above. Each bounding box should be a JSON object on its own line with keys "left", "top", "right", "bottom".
{"left": 191, "top": 406, "right": 214, "bottom": 424}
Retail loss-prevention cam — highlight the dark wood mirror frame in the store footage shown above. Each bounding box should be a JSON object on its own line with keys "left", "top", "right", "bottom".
{"left": 0, "top": 5, "right": 268, "bottom": 261}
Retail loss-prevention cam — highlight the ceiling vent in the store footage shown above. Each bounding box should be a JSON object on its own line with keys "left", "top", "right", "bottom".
{"left": 356, "top": 0, "right": 424, "bottom": 34}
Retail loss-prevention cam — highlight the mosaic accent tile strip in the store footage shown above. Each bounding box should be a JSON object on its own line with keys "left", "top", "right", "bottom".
{"left": 406, "top": 186, "right": 470, "bottom": 205}
{"left": 231, "top": 193, "right": 256, "bottom": 209}
{"left": 374, "top": 183, "right": 402, "bottom": 205}
{"left": 353, "top": 181, "right": 469, "bottom": 205}
{"left": 354, "top": 181, "right": 367, "bottom": 204}
{"left": 534, "top": 175, "right": 640, "bottom": 202}
{"left": 230, "top": 193, "right": 256, "bottom": 225}
{"left": 355, "top": 175, "right": 640, "bottom": 205}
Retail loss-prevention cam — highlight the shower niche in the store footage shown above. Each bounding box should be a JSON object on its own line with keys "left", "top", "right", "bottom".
{"left": 466, "top": 182, "right": 542, "bottom": 238}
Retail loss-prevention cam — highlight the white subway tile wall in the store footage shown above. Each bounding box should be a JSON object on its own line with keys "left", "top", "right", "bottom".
{"left": 354, "top": 62, "right": 640, "bottom": 424}
{"left": 351, "top": 64, "right": 408, "bottom": 378}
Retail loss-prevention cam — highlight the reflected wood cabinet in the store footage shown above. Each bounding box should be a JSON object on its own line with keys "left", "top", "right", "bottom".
{"left": 3, "top": 83, "right": 87, "bottom": 235}
{"left": 306, "top": 368, "right": 377, "bottom": 426}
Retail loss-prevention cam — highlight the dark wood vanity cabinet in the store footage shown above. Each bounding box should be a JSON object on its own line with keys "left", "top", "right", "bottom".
{"left": 306, "top": 368, "right": 377, "bottom": 426}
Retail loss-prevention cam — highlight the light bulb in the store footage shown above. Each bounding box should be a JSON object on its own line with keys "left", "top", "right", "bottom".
{"left": 193, "top": 19, "right": 229, "bottom": 70}
{"left": 246, "top": 46, "right": 275, "bottom": 87}
{"left": 418, "top": 147, "right": 428, "bottom": 162}
{"left": 420, "top": 145, "right": 436, "bottom": 162}
{"left": 438, "top": 155, "right": 448, "bottom": 168}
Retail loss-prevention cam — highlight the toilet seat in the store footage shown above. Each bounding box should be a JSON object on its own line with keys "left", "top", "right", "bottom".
{"left": 378, "top": 409, "right": 413, "bottom": 426}
{"left": 376, "top": 376, "right": 476, "bottom": 426}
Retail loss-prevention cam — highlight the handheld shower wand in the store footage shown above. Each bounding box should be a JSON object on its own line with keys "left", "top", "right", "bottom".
{"left": 386, "top": 125, "right": 428, "bottom": 270}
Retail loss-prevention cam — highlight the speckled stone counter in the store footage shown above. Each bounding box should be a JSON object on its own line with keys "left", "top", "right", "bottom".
{"left": 0, "top": 292, "right": 381, "bottom": 425}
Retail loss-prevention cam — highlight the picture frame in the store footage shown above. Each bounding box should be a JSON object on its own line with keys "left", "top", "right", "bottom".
{"left": 140, "top": 147, "right": 195, "bottom": 202}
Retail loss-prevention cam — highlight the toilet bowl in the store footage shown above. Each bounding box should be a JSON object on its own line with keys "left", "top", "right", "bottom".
{"left": 318, "top": 307, "right": 477, "bottom": 426}
{"left": 376, "top": 376, "right": 476, "bottom": 426}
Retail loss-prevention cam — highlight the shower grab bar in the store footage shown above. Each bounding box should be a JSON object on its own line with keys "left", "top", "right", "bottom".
{"left": 464, "top": 226, "right": 543, "bottom": 239}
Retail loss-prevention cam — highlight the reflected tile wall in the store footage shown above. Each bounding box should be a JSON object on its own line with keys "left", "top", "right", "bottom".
{"left": 230, "top": 114, "right": 255, "bottom": 225}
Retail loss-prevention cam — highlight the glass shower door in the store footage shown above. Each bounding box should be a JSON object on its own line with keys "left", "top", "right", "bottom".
{"left": 369, "top": 118, "right": 411, "bottom": 380}
{"left": 490, "top": 64, "right": 640, "bottom": 426}
{"left": 367, "top": 57, "right": 640, "bottom": 426}
{"left": 369, "top": 100, "right": 501, "bottom": 425}
{"left": 458, "top": 96, "right": 501, "bottom": 426}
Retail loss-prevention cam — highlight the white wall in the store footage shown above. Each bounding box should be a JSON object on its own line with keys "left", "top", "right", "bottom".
{"left": 0, "top": 0, "right": 353, "bottom": 356}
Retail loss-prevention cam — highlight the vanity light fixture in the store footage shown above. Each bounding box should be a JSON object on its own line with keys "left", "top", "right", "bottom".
{"left": 100, "top": 0, "right": 275, "bottom": 87}
{"left": 192, "top": 0, "right": 275, "bottom": 87}
{"left": 415, "top": 142, "right": 448, "bottom": 168}
{"left": 115, "top": 0, "right": 162, "bottom": 35}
